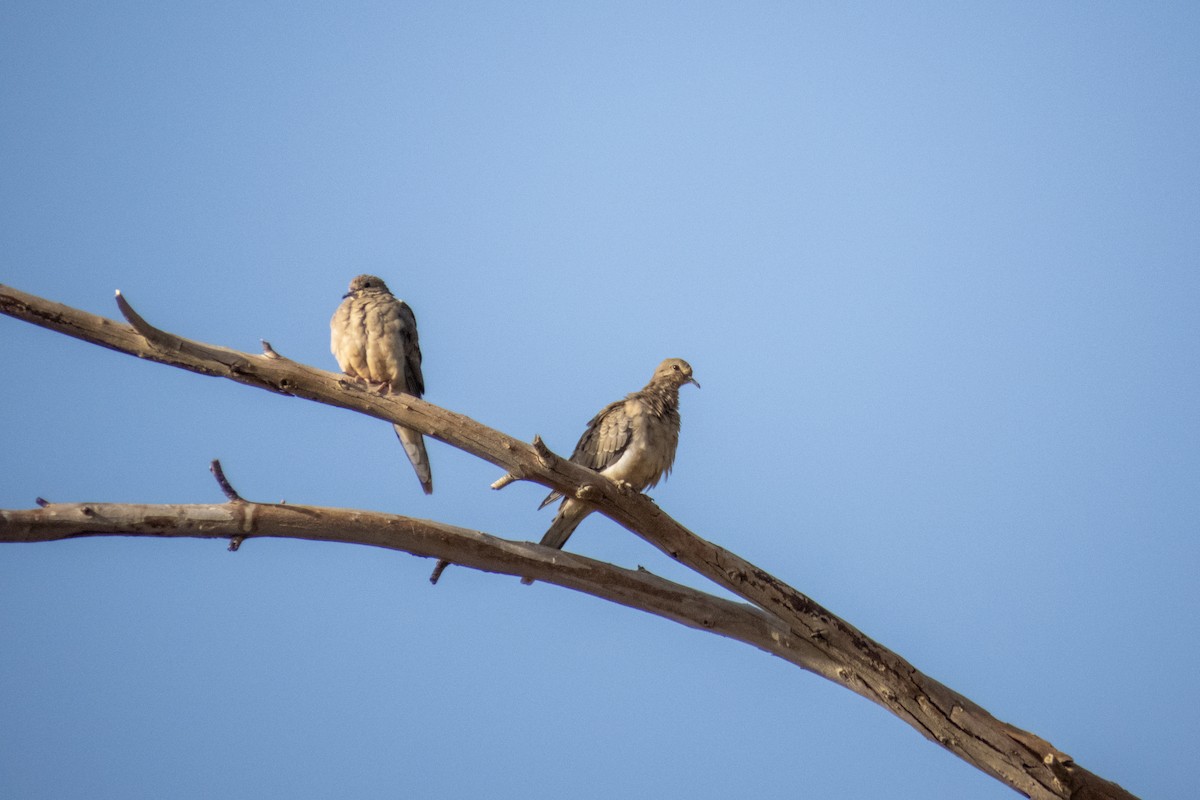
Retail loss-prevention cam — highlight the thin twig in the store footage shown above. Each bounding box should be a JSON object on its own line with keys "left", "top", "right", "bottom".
{"left": 209, "top": 460, "right": 244, "bottom": 502}
{"left": 490, "top": 473, "right": 519, "bottom": 491}
{"left": 429, "top": 559, "right": 451, "bottom": 585}
{"left": 208, "top": 459, "right": 246, "bottom": 551}
{"left": 114, "top": 290, "right": 172, "bottom": 348}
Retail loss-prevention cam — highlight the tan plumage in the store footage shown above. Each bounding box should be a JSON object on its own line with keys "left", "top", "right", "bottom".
{"left": 532, "top": 357, "right": 697, "bottom": 557}
{"left": 330, "top": 274, "right": 432, "bottom": 494}
{"left": 428, "top": 358, "right": 698, "bottom": 585}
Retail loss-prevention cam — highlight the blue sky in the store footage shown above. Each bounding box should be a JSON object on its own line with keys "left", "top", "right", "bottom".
{"left": 2, "top": 3, "right": 1198, "bottom": 798}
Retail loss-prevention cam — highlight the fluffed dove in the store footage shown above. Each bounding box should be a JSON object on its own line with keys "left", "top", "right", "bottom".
{"left": 429, "top": 358, "right": 698, "bottom": 585}
{"left": 330, "top": 274, "right": 432, "bottom": 494}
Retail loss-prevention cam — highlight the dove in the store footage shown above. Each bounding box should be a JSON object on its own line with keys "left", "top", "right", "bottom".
{"left": 429, "top": 358, "right": 698, "bottom": 585}
{"left": 330, "top": 274, "right": 432, "bottom": 494}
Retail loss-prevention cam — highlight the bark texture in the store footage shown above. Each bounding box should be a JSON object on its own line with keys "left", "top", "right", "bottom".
{"left": 0, "top": 283, "right": 1138, "bottom": 800}
{"left": 0, "top": 500, "right": 836, "bottom": 678}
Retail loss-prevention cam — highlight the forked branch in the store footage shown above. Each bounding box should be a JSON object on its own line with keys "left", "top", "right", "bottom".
{"left": 0, "top": 283, "right": 1137, "bottom": 800}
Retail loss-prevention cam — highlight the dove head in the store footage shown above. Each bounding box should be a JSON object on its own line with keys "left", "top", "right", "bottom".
{"left": 652, "top": 358, "right": 700, "bottom": 390}
{"left": 346, "top": 274, "right": 391, "bottom": 296}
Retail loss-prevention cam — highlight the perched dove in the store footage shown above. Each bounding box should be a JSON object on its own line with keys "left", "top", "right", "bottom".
{"left": 330, "top": 274, "right": 432, "bottom": 494}
{"left": 428, "top": 358, "right": 698, "bottom": 585}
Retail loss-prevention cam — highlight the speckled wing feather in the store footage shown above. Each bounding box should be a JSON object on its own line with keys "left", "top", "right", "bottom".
{"left": 537, "top": 399, "right": 634, "bottom": 510}
{"left": 518, "top": 359, "right": 697, "bottom": 585}
{"left": 390, "top": 300, "right": 425, "bottom": 398}
{"left": 434, "top": 358, "right": 697, "bottom": 586}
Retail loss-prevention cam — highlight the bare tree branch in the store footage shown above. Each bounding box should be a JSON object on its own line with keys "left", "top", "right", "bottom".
{"left": 0, "top": 500, "right": 838, "bottom": 677}
{"left": 0, "top": 283, "right": 1138, "bottom": 800}
{"left": 209, "top": 459, "right": 244, "bottom": 503}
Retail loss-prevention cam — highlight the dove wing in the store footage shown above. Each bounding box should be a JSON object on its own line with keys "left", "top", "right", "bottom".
{"left": 537, "top": 398, "right": 635, "bottom": 510}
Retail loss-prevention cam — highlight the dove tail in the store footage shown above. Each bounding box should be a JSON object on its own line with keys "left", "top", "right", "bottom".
{"left": 521, "top": 499, "right": 591, "bottom": 585}
{"left": 538, "top": 499, "right": 590, "bottom": 550}
{"left": 393, "top": 424, "right": 433, "bottom": 495}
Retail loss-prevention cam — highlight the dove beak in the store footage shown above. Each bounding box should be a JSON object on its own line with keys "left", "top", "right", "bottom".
{"left": 688, "top": 377, "right": 701, "bottom": 389}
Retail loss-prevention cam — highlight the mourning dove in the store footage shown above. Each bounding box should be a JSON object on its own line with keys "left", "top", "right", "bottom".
{"left": 429, "top": 358, "right": 698, "bottom": 585}
{"left": 330, "top": 274, "right": 432, "bottom": 494}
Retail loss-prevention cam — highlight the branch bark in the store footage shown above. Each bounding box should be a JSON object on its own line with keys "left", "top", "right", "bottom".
{"left": 0, "top": 283, "right": 1138, "bottom": 800}
{"left": 0, "top": 500, "right": 839, "bottom": 680}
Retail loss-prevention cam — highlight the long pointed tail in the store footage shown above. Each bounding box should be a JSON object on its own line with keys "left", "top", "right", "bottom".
{"left": 393, "top": 424, "right": 433, "bottom": 495}
{"left": 521, "top": 499, "right": 592, "bottom": 585}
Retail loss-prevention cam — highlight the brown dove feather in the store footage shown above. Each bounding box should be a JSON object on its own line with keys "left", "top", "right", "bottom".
{"left": 429, "top": 358, "right": 698, "bottom": 585}
{"left": 330, "top": 274, "right": 433, "bottom": 494}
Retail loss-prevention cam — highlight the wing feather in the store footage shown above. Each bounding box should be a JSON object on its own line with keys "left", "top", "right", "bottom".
{"left": 537, "top": 397, "right": 635, "bottom": 510}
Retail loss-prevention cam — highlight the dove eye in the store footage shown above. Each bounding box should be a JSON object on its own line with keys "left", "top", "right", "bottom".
{"left": 672, "top": 364, "right": 680, "bottom": 371}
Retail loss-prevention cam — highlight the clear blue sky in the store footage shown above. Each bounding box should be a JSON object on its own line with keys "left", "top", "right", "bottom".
{"left": 2, "top": 3, "right": 1197, "bottom": 798}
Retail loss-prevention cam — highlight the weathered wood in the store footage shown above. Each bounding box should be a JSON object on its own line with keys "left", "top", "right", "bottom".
{"left": 0, "top": 283, "right": 1138, "bottom": 800}
{"left": 0, "top": 500, "right": 836, "bottom": 677}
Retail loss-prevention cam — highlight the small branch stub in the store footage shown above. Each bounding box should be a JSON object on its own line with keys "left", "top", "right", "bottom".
{"left": 429, "top": 559, "right": 450, "bottom": 585}
{"left": 209, "top": 460, "right": 244, "bottom": 503}
{"left": 208, "top": 459, "right": 247, "bottom": 550}
{"left": 491, "top": 472, "right": 520, "bottom": 491}
{"left": 531, "top": 434, "right": 557, "bottom": 466}
{"left": 114, "top": 290, "right": 171, "bottom": 349}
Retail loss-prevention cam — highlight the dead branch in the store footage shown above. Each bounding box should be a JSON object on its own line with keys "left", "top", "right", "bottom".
{"left": 0, "top": 500, "right": 837, "bottom": 679}
{"left": 0, "top": 283, "right": 1138, "bottom": 800}
{"left": 209, "top": 459, "right": 244, "bottom": 503}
